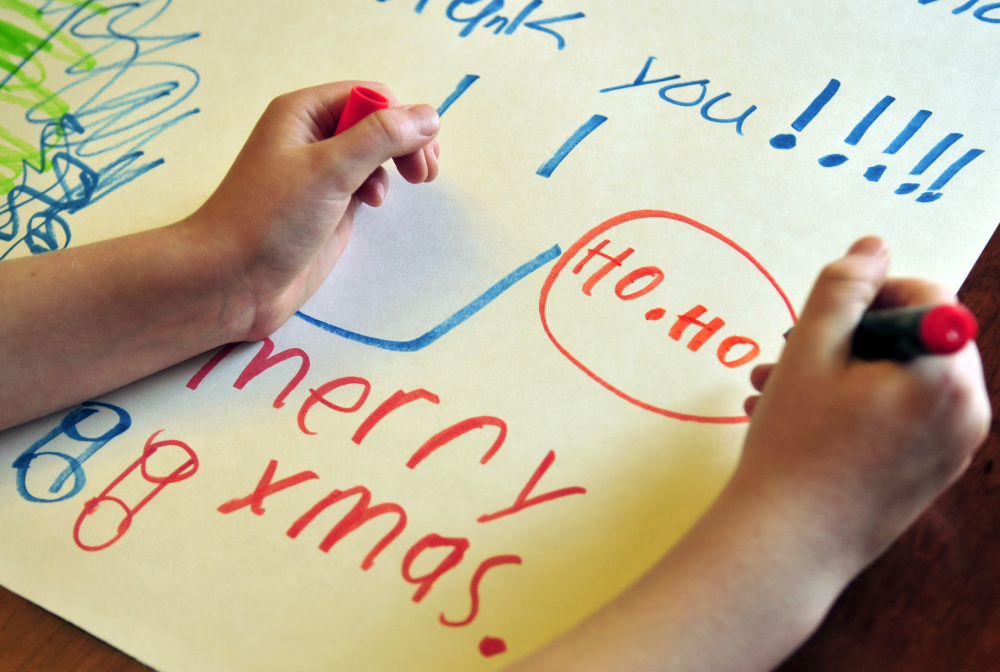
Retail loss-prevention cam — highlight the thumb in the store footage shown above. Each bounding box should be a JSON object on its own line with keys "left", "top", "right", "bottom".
{"left": 788, "top": 236, "right": 891, "bottom": 363}
{"left": 320, "top": 104, "right": 440, "bottom": 197}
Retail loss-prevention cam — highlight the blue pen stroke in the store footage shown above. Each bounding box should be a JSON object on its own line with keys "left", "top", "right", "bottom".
{"left": 916, "top": 0, "right": 1000, "bottom": 24}
{"left": 295, "top": 244, "right": 562, "bottom": 351}
{"left": 1, "top": 0, "right": 200, "bottom": 260}
{"left": 437, "top": 74, "right": 480, "bottom": 116}
{"left": 536, "top": 114, "right": 607, "bottom": 178}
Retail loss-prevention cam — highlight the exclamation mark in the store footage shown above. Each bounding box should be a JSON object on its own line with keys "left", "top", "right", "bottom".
{"left": 864, "top": 110, "right": 932, "bottom": 183}
{"left": 914, "top": 148, "right": 985, "bottom": 203}
{"left": 770, "top": 79, "right": 841, "bottom": 150}
{"left": 818, "top": 95, "right": 895, "bottom": 167}
{"left": 895, "top": 133, "right": 963, "bottom": 195}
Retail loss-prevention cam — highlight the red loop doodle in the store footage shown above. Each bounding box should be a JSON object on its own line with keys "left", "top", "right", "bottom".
{"left": 73, "top": 430, "right": 199, "bottom": 552}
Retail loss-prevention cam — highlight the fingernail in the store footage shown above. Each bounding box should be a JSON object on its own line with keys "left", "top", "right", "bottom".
{"left": 848, "top": 236, "right": 887, "bottom": 257}
{"left": 408, "top": 105, "right": 440, "bottom": 136}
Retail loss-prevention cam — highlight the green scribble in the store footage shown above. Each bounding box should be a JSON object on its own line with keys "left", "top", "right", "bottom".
{"left": 0, "top": 0, "right": 107, "bottom": 195}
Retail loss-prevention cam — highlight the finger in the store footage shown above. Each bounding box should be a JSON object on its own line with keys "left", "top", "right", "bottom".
{"left": 318, "top": 104, "right": 440, "bottom": 198}
{"left": 787, "top": 236, "right": 891, "bottom": 364}
{"left": 749, "top": 363, "right": 775, "bottom": 392}
{"left": 394, "top": 137, "right": 441, "bottom": 184}
{"left": 744, "top": 395, "right": 760, "bottom": 416}
{"left": 356, "top": 166, "right": 390, "bottom": 207}
{"left": 870, "top": 277, "right": 955, "bottom": 310}
{"left": 267, "top": 81, "right": 370, "bottom": 141}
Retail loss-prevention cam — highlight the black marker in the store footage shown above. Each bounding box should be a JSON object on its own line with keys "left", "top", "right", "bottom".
{"left": 852, "top": 304, "right": 978, "bottom": 361}
{"left": 784, "top": 304, "right": 978, "bottom": 361}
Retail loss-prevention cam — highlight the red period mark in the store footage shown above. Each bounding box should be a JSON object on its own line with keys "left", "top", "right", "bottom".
{"left": 479, "top": 636, "right": 508, "bottom": 657}
{"left": 539, "top": 209, "right": 797, "bottom": 424}
{"left": 73, "top": 431, "right": 198, "bottom": 551}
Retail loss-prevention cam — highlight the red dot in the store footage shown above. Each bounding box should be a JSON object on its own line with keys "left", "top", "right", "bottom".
{"left": 645, "top": 307, "right": 667, "bottom": 321}
{"left": 479, "top": 636, "right": 507, "bottom": 657}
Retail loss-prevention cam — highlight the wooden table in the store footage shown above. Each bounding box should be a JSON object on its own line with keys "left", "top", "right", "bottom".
{"left": 2, "top": 228, "right": 999, "bottom": 671}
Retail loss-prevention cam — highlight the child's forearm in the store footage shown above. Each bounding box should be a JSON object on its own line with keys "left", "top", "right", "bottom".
{"left": 0, "top": 217, "right": 246, "bottom": 430}
{"left": 0, "top": 82, "right": 440, "bottom": 433}
{"left": 508, "top": 475, "right": 857, "bottom": 672}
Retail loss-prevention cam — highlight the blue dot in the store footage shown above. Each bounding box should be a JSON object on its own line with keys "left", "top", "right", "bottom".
{"left": 769, "top": 134, "right": 797, "bottom": 150}
{"left": 863, "top": 165, "right": 887, "bottom": 182}
{"left": 818, "top": 154, "right": 848, "bottom": 167}
{"left": 916, "top": 191, "right": 943, "bottom": 203}
{"left": 895, "top": 183, "right": 920, "bottom": 195}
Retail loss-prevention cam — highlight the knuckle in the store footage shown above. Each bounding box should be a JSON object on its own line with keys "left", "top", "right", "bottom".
{"left": 371, "top": 109, "right": 405, "bottom": 145}
{"left": 818, "top": 258, "right": 863, "bottom": 285}
{"left": 266, "top": 91, "right": 296, "bottom": 114}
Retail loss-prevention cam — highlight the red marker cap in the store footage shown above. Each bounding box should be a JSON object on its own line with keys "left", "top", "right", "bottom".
{"left": 335, "top": 86, "right": 390, "bottom": 135}
{"left": 920, "top": 303, "right": 979, "bottom": 354}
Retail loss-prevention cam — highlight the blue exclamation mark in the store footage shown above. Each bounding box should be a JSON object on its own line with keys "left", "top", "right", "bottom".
{"left": 895, "top": 133, "right": 963, "bottom": 194}
{"left": 864, "top": 109, "right": 932, "bottom": 183}
{"left": 914, "top": 148, "right": 985, "bottom": 203}
{"left": 770, "top": 79, "right": 841, "bottom": 150}
{"left": 818, "top": 95, "right": 895, "bottom": 167}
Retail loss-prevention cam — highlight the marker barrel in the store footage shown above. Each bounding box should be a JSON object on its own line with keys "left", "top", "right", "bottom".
{"left": 852, "top": 304, "right": 978, "bottom": 361}
{"left": 335, "top": 86, "right": 390, "bottom": 135}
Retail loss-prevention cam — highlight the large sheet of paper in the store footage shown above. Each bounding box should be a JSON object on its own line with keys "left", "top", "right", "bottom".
{"left": 1, "top": 1, "right": 997, "bottom": 669}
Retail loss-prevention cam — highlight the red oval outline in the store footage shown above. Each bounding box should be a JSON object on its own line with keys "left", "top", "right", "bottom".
{"left": 539, "top": 210, "right": 798, "bottom": 424}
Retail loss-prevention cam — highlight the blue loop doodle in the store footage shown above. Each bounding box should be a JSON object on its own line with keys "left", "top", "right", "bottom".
{"left": 13, "top": 402, "right": 132, "bottom": 503}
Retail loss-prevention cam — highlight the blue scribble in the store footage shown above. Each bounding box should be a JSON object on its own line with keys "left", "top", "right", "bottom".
{"left": 375, "top": 0, "right": 585, "bottom": 50}
{"left": 1, "top": 0, "right": 200, "bottom": 260}
{"left": 13, "top": 401, "right": 132, "bottom": 503}
{"left": 295, "top": 244, "right": 562, "bottom": 351}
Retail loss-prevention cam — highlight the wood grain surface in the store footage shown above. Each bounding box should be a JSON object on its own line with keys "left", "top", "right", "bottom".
{"left": 2, "top": 226, "right": 999, "bottom": 672}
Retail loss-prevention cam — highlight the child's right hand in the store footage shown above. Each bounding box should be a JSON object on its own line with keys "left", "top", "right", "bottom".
{"left": 738, "top": 236, "right": 991, "bottom": 570}
{"left": 187, "top": 81, "right": 441, "bottom": 343}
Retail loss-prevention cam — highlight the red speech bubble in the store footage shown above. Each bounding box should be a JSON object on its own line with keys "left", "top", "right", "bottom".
{"left": 539, "top": 210, "right": 797, "bottom": 424}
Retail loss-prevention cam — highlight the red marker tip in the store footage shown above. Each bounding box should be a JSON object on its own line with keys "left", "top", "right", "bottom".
{"left": 334, "top": 85, "right": 390, "bottom": 135}
{"left": 920, "top": 304, "right": 978, "bottom": 354}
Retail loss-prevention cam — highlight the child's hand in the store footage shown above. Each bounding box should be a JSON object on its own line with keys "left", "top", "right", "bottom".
{"left": 738, "top": 237, "right": 990, "bottom": 568}
{"left": 188, "top": 81, "right": 441, "bottom": 341}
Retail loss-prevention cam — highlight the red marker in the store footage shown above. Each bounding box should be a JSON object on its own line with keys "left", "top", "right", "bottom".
{"left": 851, "top": 304, "right": 978, "bottom": 361}
{"left": 335, "top": 85, "right": 390, "bottom": 135}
